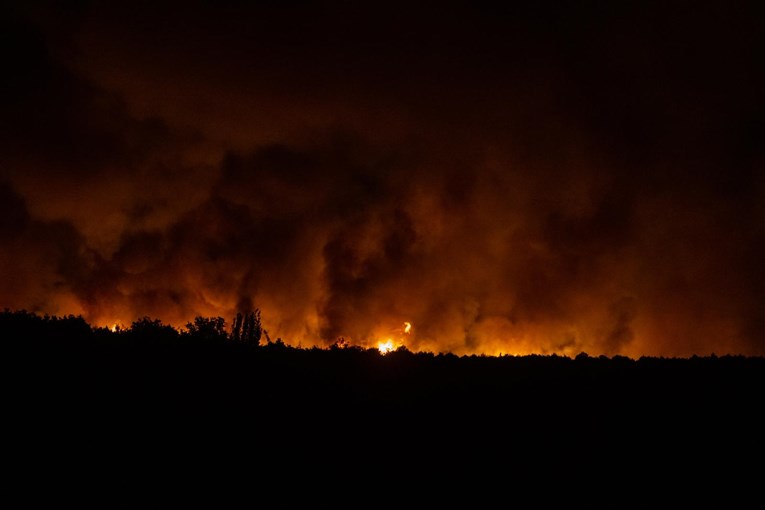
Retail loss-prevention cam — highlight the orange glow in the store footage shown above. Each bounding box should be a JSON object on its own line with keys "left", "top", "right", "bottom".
{"left": 377, "top": 339, "right": 395, "bottom": 354}
{"left": 0, "top": 2, "right": 762, "bottom": 362}
{"left": 375, "top": 322, "right": 412, "bottom": 354}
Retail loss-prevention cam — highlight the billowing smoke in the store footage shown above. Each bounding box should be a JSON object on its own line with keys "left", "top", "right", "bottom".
{"left": 1, "top": 2, "right": 763, "bottom": 356}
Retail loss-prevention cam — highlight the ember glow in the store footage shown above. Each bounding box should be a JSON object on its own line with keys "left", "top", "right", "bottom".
{"left": 375, "top": 322, "right": 411, "bottom": 354}
{"left": 377, "top": 339, "right": 395, "bottom": 355}
{"left": 1, "top": 1, "right": 764, "bottom": 357}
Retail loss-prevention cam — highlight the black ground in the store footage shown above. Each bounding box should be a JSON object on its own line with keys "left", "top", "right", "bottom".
{"left": 4, "top": 311, "right": 763, "bottom": 499}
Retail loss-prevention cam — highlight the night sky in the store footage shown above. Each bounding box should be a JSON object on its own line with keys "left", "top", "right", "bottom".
{"left": 2, "top": 1, "right": 764, "bottom": 357}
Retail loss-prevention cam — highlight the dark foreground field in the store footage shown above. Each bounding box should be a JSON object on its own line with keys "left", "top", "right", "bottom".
{"left": 3, "top": 311, "right": 763, "bottom": 498}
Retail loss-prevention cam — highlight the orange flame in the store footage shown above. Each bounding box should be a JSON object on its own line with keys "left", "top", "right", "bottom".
{"left": 377, "top": 338, "right": 395, "bottom": 354}
{"left": 376, "top": 321, "right": 413, "bottom": 354}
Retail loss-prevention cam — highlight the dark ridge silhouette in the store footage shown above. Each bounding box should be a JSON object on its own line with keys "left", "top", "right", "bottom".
{"left": 3, "top": 308, "right": 763, "bottom": 493}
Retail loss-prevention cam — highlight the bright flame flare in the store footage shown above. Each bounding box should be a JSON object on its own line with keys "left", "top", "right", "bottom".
{"left": 377, "top": 338, "right": 395, "bottom": 354}
{"left": 377, "top": 322, "right": 412, "bottom": 354}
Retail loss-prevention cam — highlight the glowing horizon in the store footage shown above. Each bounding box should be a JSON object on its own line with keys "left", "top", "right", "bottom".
{"left": 2, "top": 2, "right": 763, "bottom": 359}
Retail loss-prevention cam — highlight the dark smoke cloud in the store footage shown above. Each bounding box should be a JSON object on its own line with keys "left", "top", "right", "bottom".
{"left": 1, "top": 1, "right": 763, "bottom": 356}
{"left": 0, "top": 182, "right": 97, "bottom": 316}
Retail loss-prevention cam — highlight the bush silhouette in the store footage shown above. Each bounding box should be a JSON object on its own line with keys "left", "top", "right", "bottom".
{"left": 184, "top": 316, "right": 228, "bottom": 342}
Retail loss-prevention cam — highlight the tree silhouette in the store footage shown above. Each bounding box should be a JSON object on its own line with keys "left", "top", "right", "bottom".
{"left": 127, "top": 316, "right": 179, "bottom": 344}
{"left": 236, "top": 309, "right": 262, "bottom": 345}
{"left": 185, "top": 316, "right": 227, "bottom": 342}
{"left": 232, "top": 312, "right": 243, "bottom": 341}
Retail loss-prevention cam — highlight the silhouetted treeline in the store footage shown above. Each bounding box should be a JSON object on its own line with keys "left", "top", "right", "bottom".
{"left": 3, "top": 308, "right": 764, "bottom": 492}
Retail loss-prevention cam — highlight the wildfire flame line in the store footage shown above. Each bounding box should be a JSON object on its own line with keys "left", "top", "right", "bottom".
{"left": 377, "top": 321, "right": 412, "bottom": 354}
{"left": 377, "top": 339, "right": 395, "bottom": 354}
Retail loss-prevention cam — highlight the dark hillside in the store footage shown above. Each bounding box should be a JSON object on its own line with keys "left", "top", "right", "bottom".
{"left": 3, "top": 310, "right": 763, "bottom": 495}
